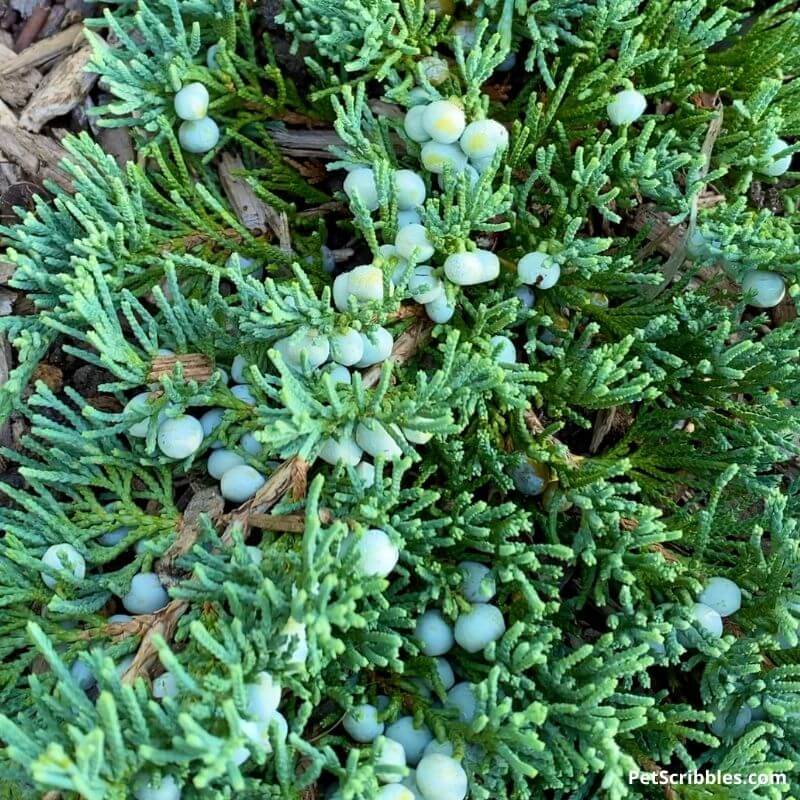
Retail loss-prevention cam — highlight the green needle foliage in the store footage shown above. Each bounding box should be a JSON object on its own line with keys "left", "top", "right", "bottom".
{"left": 0, "top": 0, "right": 799, "bottom": 798}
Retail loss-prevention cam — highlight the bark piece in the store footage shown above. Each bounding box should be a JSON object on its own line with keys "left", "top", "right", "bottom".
{"left": 14, "top": 4, "right": 50, "bottom": 51}
{"left": 0, "top": 23, "right": 83, "bottom": 75}
{"left": 40, "top": 4, "right": 68, "bottom": 39}
{"left": 0, "top": 97, "right": 17, "bottom": 127}
{"left": 0, "top": 41, "right": 41, "bottom": 107}
{"left": 148, "top": 352, "right": 214, "bottom": 383}
{"left": 589, "top": 406, "right": 617, "bottom": 453}
{"left": 156, "top": 486, "right": 225, "bottom": 586}
{"left": 268, "top": 128, "right": 342, "bottom": 159}
{"left": 19, "top": 45, "right": 96, "bottom": 132}
{"left": 249, "top": 508, "right": 333, "bottom": 533}
{"left": 97, "top": 124, "right": 134, "bottom": 167}
{"left": 0, "top": 124, "right": 70, "bottom": 190}
{"left": 0, "top": 262, "right": 16, "bottom": 283}
{"left": 10, "top": 0, "right": 43, "bottom": 17}
{"left": 219, "top": 151, "right": 292, "bottom": 252}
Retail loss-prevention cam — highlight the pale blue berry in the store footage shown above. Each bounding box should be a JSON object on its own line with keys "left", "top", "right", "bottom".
{"left": 206, "top": 44, "right": 220, "bottom": 69}
{"left": 279, "top": 618, "right": 308, "bottom": 667}
{"left": 446, "top": 682, "right": 476, "bottom": 722}
{"left": 355, "top": 528, "right": 399, "bottom": 578}
{"left": 326, "top": 364, "right": 352, "bottom": 384}
{"left": 356, "top": 419, "right": 404, "bottom": 459}
{"left": 423, "top": 739, "right": 455, "bottom": 759}
{"left": 174, "top": 82, "right": 209, "bottom": 121}
{"left": 511, "top": 458, "right": 548, "bottom": 496}
{"left": 408, "top": 265, "right": 444, "bottom": 304}
{"left": 698, "top": 577, "right": 741, "bottom": 617}
{"left": 454, "top": 604, "right": 506, "bottom": 653}
{"left": 231, "top": 354, "right": 249, "bottom": 384}
{"left": 444, "top": 252, "right": 483, "bottom": 286}
{"left": 231, "top": 384, "right": 256, "bottom": 405}
{"left": 221, "top": 465, "right": 266, "bottom": 503}
{"left": 691, "top": 602, "right": 724, "bottom": 638}
{"left": 425, "top": 293, "right": 455, "bottom": 323}
{"left": 378, "top": 786, "right": 416, "bottom": 800}
{"left": 156, "top": 415, "right": 204, "bottom": 460}
{"left": 398, "top": 208, "right": 422, "bottom": 228}
{"left": 133, "top": 774, "right": 181, "bottom": 800}
{"left": 710, "top": 703, "right": 751, "bottom": 737}
{"left": 178, "top": 117, "right": 220, "bottom": 154}
{"left": 126, "top": 392, "right": 156, "bottom": 437}
{"left": 344, "top": 703, "right": 384, "bottom": 742}
{"left": 355, "top": 461, "right": 376, "bottom": 487}
{"left": 420, "top": 142, "right": 468, "bottom": 174}
{"left": 518, "top": 251, "right": 560, "bottom": 288}
{"left": 762, "top": 137, "right": 792, "bottom": 177}
{"left": 386, "top": 717, "right": 433, "bottom": 766}
{"left": 152, "top": 672, "right": 178, "bottom": 699}
{"left": 41, "top": 543, "right": 85, "bottom": 589}
{"left": 319, "top": 433, "right": 363, "bottom": 466}
{"left": 245, "top": 672, "right": 282, "bottom": 721}
{"left": 458, "top": 561, "right": 496, "bottom": 603}
{"left": 208, "top": 448, "right": 245, "bottom": 480}
{"left": 404, "top": 105, "right": 430, "bottom": 143}
{"left": 434, "top": 657, "right": 455, "bottom": 690}
{"left": 489, "top": 335, "right": 516, "bottom": 365}
{"left": 239, "top": 432, "right": 263, "bottom": 456}
{"left": 606, "top": 89, "right": 646, "bottom": 126}
{"left": 396, "top": 224, "right": 435, "bottom": 262}
{"left": 474, "top": 249, "right": 500, "bottom": 282}
{"left": 70, "top": 659, "right": 95, "bottom": 690}
{"left": 416, "top": 754, "right": 468, "bottom": 800}
{"left": 741, "top": 270, "right": 785, "bottom": 308}
{"left": 515, "top": 286, "right": 535, "bottom": 308}
{"left": 347, "top": 265, "right": 386, "bottom": 304}
{"left": 422, "top": 101, "right": 465, "bottom": 144}
{"left": 344, "top": 167, "right": 379, "bottom": 211}
{"left": 122, "top": 573, "right": 169, "bottom": 614}
{"left": 459, "top": 119, "right": 508, "bottom": 160}
{"left": 331, "top": 328, "right": 365, "bottom": 366}
{"left": 200, "top": 408, "right": 225, "bottom": 447}
{"left": 415, "top": 610, "right": 454, "bottom": 656}
{"left": 375, "top": 735, "right": 408, "bottom": 783}
{"left": 356, "top": 326, "right": 394, "bottom": 367}
{"left": 100, "top": 526, "right": 130, "bottom": 546}
{"left": 274, "top": 328, "right": 330, "bottom": 371}
{"left": 395, "top": 169, "right": 427, "bottom": 210}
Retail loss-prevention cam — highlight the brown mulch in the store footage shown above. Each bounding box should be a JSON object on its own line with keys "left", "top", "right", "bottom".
{"left": 0, "top": 0, "right": 102, "bottom": 470}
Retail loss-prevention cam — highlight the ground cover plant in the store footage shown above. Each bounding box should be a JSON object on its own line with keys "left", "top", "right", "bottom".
{"left": 1, "top": 0, "right": 800, "bottom": 797}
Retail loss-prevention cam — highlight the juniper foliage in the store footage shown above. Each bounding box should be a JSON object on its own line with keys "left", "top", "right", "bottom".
{"left": 0, "top": 0, "right": 799, "bottom": 798}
